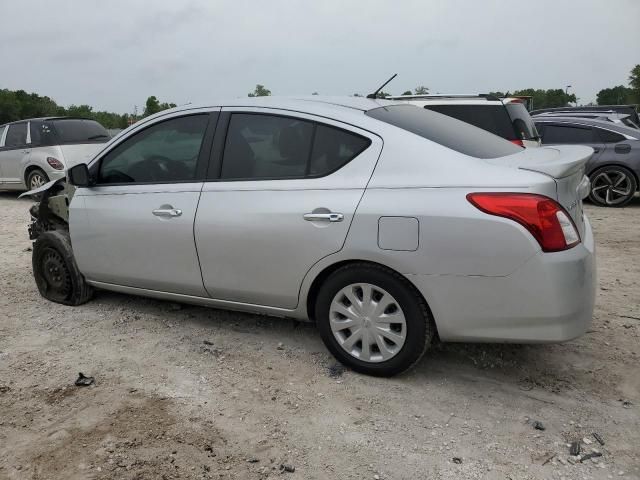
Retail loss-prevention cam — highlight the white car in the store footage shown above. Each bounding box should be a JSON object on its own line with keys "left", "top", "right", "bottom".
{"left": 387, "top": 94, "right": 542, "bottom": 148}
{"left": 0, "top": 117, "right": 110, "bottom": 191}
{"left": 26, "top": 97, "right": 595, "bottom": 376}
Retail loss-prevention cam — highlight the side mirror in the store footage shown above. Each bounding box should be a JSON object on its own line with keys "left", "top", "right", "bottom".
{"left": 67, "top": 163, "right": 93, "bottom": 187}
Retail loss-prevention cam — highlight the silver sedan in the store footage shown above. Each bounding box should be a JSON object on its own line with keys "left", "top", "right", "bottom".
{"left": 26, "top": 97, "right": 596, "bottom": 376}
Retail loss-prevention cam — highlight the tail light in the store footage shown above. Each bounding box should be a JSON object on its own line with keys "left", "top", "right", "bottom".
{"left": 510, "top": 139, "right": 525, "bottom": 147}
{"left": 467, "top": 193, "right": 580, "bottom": 252}
{"left": 46, "top": 157, "right": 64, "bottom": 170}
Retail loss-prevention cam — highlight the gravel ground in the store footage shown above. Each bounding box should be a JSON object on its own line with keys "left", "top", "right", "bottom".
{"left": 0, "top": 192, "right": 639, "bottom": 480}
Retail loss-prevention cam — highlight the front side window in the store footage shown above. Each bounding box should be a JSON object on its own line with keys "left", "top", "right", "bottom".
{"left": 220, "top": 114, "right": 370, "bottom": 180}
{"left": 5, "top": 123, "right": 28, "bottom": 148}
{"left": 98, "top": 115, "right": 208, "bottom": 184}
{"left": 541, "top": 124, "right": 594, "bottom": 144}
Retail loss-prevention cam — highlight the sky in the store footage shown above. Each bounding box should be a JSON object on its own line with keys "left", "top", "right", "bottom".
{"left": 1, "top": 0, "right": 639, "bottom": 114}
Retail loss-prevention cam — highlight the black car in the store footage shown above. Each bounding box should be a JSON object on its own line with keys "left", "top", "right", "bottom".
{"left": 534, "top": 117, "right": 640, "bottom": 207}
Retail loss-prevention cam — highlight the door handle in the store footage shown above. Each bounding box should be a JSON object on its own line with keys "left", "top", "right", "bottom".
{"left": 593, "top": 147, "right": 600, "bottom": 153}
{"left": 152, "top": 208, "right": 182, "bottom": 217}
{"left": 304, "top": 212, "right": 344, "bottom": 222}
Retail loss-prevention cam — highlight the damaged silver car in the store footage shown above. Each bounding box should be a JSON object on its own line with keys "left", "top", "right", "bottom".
{"left": 25, "top": 97, "right": 596, "bottom": 376}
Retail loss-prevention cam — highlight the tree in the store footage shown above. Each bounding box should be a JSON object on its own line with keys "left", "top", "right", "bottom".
{"left": 143, "top": 96, "right": 176, "bottom": 117}
{"left": 512, "top": 88, "right": 576, "bottom": 110}
{"left": 401, "top": 90, "right": 412, "bottom": 96}
{"left": 374, "top": 91, "right": 391, "bottom": 99}
{"left": 352, "top": 93, "right": 362, "bottom": 97}
{"left": 248, "top": 84, "right": 271, "bottom": 97}
{"left": 597, "top": 85, "right": 633, "bottom": 105}
{"left": 414, "top": 85, "right": 429, "bottom": 95}
{"left": 312, "top": 92, "right": 319, "bottom": 95}
{"left": 629, "top": 64, "right": 640, "bottom": 104}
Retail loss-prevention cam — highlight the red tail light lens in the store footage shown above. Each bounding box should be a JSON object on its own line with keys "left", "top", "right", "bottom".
{"left": 509, "top": 139, "right": 525, "bottom": 147}
{"left": 46, "top": 157, "right": 64, "bottom": 170}
{"left": 467, "top": 193, "right": 580, "bottom": 252}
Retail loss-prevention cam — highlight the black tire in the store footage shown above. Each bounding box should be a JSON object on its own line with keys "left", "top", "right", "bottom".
{"left": 26, "top": 168, "right": 50, "bottom": 191}
{"left": 315, "top": 263, "right": 435, "bottom": 377}
{"left": 32, "top": 230, "right": 93, "bottom": 306}
{"left": 588, "top": 166, "right": 637, "bottom": 207}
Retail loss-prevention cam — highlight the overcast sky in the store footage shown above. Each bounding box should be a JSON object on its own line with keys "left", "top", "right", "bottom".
{"left": 1, "top": 0, "right": 639, "bottom": 113}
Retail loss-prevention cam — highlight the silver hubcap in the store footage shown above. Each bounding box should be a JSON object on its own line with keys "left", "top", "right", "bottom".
{"left": 30, "top": 173, "right": 46, "bottom": 189}
{"left": 329, "top": 283, "right": 406, "bottom": 363}
{"left": 591, "top": 171, "right": 632, "bottom": 205}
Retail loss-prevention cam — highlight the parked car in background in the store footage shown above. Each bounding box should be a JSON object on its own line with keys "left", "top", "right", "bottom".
{"left": 531, "top": 105, "right": 640, "bottom": 129}
{"left": 0, "top": 117, "right": 110, "bottom": 191}
{"left": 534, "top": 116, "right": 640, "bottom": 207}
{"left": 387, "top": 94, "right": 541, "bottom": 148}
{"left": 24, "top": 97, "right": 595, "bottom": 376}
{"left": 532, "top": 110, "right": 640, "bottom": 129}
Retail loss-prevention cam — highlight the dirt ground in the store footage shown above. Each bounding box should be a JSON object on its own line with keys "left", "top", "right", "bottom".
{"left": 0, "top": 192, "right": 638, "bottom": 480}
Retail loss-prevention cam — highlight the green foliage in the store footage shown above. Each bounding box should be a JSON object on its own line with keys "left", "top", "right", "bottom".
{"left": 629, "top": 64, "right": 640, "bottom": 104}
{"left": 0, "top": 87, "right": 132, "bottom": 128}
{"left": 402, "top": 90, "right": 412, "bottom": 96}
{"left": 143, "top": 96, "right": 177, "bottom": 117}
{"left": 512, "top": 88, "right": 576, "bottom": 110}
{"left": 374, "top": 91, "right": 391, "bottom": 99}
{"left": 596, "top": 85, "right": 633, "bottom": 105}
{"left": 414, "top": 85, "right": 429, "bottom": 95}
{"left": 248, "top": 84, "right": 271, "bottom": 97}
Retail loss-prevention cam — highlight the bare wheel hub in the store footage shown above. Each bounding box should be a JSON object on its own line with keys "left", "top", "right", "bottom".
{"left": 329, "top": 283, "right": 407, "bottom": 363}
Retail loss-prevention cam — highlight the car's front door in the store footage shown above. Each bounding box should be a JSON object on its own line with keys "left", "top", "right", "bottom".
{"left": 0, "top": 122, "right": 30, "bottom": 186}
{"left": 69, "top": 110, "right": 219, "bottom": 296}
{"left": 194, "top": 109, "right": 382, "bottom": 309}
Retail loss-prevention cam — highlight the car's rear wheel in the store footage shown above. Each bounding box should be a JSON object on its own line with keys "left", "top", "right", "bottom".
{"left": 32, "top": 230, "right": 93, "bottom": 306}
{"left": 315, "top": 263, "right": 434, "bottom": 377}
{"left": 589, "top": 166, "right": 637, "bottom": 207}
{"left": 27, "top": 168, "right": 49, "bottom": 191}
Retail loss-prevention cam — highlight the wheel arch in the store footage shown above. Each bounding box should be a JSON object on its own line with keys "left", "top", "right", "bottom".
{"left": 304, "top": 259, "right": 439, "bottom": 337}
{"left": 24, "top": 164, "right": 48, "bottom": 186}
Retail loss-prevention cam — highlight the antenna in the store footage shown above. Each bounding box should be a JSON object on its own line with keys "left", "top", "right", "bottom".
{"left": 366, "top": 74, "right": 397, "bottom": 99}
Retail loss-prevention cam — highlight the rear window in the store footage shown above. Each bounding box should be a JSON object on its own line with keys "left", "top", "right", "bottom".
{"left": 48, "top": 119, "right": 110, "bottom": 144}
{"left": 505, "top": 103, "right": 539, "bottom": 140}
{"left": 540, "top": 124, "right": 594, "bottom": 144}
{"left": 365, "top": 105, "right": 521, "bottom": 159}
{"left": 422, "top": 104, "right": 517, "bottom": 140}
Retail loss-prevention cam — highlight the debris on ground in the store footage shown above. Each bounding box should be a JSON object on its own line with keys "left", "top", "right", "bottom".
{"left": 203, "top": 340, "right": 214, "bottom": 346}
{"left": 620, "top": 399, "right": 632, "bottom": 408}
{"left": 167, "top": 302, "right": 183, "bottom": 311}
{"left": 0, "top": 385, "right": 11, "bottom": 394}
{"left": 452, "top": 457, "right": 462, "bottom": 464}
{"left": 327, "top": 363, "right": 346, "bottom": 378}
{"left": 246, "top": 457, "right": 259, "bottom": 463}
{"left": 580, "top": 452, "right": 603, "bottom": 463}
{"left": 569, "top": 441, "right": 581, "bottom": 456}
{"left": 74, "top": 372, "right": 95, "bottom": 387}
{"left": 532, "top": 420, "right": 545, "bottom": 431}
{"left": 276, "top": 342, "right": 285, "bottom": 350}
{"left": 280, "top": 463, "right": 295, "bottom": 473}
{"left": 593, "top": 432, "right": 605, "bottom": 445}
{"left": 22, "top": 246, "right": 32, "bottom": 252}
{"left": 541, "top": 453, "right": 556, "bottom": 465}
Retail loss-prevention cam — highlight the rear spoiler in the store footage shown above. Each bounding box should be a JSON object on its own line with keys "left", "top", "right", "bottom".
{"left": 485, "top": 145, "right": 593, "bottom": 179}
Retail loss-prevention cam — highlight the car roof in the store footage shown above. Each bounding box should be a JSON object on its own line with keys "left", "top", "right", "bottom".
{"left": 533, "top": 116, "right": 639, "bottom": 137}
{"left": 0, "top": 116, "right": 95, "bottom": 127}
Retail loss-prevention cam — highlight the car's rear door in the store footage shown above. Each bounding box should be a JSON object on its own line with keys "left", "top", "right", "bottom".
{"left": 69, "top": 110, "right": 219, "bottom": 296}
{"left": 194, "top": 108, "right": 382, "bottom": 309}
{"left": 0, "top": 122, "right": 30, "bottom": 186}
{"left": 537, "top": 121, "right": 605, "bottom": 164}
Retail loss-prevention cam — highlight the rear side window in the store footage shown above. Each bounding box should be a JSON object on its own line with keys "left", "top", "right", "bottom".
{"left": 594, "top": 128, "right": 625, "bottom": 143}
{"left": 51, "top": 119, "right": 110, "bottom": 144}
{"left": 505, "top": 103, "right": 539, "bottom": 140}
{"left": 0, "top": 125, "right": 5, "bottom": 144}
{"left": 365, "top": 105, "right": 521, "bottom": 159}
{"left": 5, "top": 123, "right": 28, "bottom": 148}
{"left": 98, "top": 115, "right": 209, "bottom": 184}
{"left": 541, "top": 125, "right": 594, "bottom": 144}
{"left": 423, "top": 104, "right": 517, "bottom": 140}
{"left": 221, "top": 114, "right": 370, "bottom": 180}
{"left": 30, "top": 121, "right": 57, "bottom": 146}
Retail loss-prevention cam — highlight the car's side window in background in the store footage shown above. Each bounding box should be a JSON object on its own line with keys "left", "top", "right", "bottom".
{"left": 542, "top": 125, "right": 593, "bottom": 144}
{"left": 594, "top": 128, "right": 625, "bottom": 144}
{"left": 220, "top": 114, "right": 370, "bottom": 180}
{"left": 98, "top": 115, "right": 208, "bottom": 184}
{"left": 5, "top": 123, "right": 28, "bottom": 148}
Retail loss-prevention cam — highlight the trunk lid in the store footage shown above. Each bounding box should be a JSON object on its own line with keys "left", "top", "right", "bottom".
{"left": 486, "top": 145, "right": 593, "bottom": 237}
{"left": 59, "top": 143, "right": 105, "bottom": 169}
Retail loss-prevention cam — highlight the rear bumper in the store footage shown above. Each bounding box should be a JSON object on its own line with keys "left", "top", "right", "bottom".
{"left": 408, "top": 216, "right": 596, "bottom": 343}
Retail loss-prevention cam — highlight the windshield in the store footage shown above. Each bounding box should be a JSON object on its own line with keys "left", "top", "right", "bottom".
{"left": 505, "top": 103, "right": 540, "bottom": 140}
{"left": 365, "top": 105, "right": 521, "bottom": 159}
{"left": 422, "top": 104, "right": 517, "bottom": 140}
{"left": 49, "top": 119, "right": 110, "bottom": 143}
